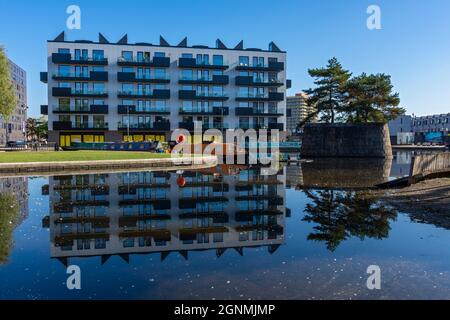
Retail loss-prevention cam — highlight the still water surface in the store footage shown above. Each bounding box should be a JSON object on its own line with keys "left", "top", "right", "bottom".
{"left": 0, "top": 151, "right": 449, "bottom": 300}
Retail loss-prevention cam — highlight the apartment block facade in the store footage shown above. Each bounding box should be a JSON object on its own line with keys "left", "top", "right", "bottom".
{"left": 40, "top": 33, "right": 288, "bottom": 147}
{"left": 0, "top": 59, "right": 27, "bottom": 145}
{"left": 286, "top": 92, "right": 315, "bottom": 134}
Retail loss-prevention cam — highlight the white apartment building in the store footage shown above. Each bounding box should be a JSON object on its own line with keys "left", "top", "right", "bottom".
{"left": 41, "top": 32, "right": 289, "bottom": 147}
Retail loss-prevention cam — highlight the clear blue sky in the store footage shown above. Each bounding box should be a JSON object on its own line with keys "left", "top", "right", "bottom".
{"left": 1, "top": 0, "right": 449, "bottom": 117}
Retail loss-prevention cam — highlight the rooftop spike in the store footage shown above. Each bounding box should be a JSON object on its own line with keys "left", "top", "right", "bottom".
{"left": 216, "top": 248, "right": 227, "bottom": 258}
{"left": 269, "top": 41, "right": 282, "bottom": 52}
{"left": 234, "top": 40, "right": 244, "bottom": 50}
{"left": 216, "top": 39, "right": 227, "bottom": 49}
{"left": 117, "top": 34, "right": 128, "bottom": 44}
{"left": 101, "top": 255, "right": 111, "bottom": 265}
{"left": 161, "top": 251, "right": 170, "bottom": 261}
{"left": 99, "top": 33, "right": 109, "bottom": 44}
{"left": 177, "top": 37, "right": 188, "bottom": 47}
{"left": 234, "top": 247, "right": 243, "bottom": 256}
{"left": 268, "top": 244, "right": 281, "bottom": 254}
{"left": 119, "top": 254, "right": 129, "bottom": 263}
{"left": 54, "top": 31, "right": 65, "bottom": 42}
{"left": 179, "top": 250, "right": 188, "bottom": 260}
{"left": 160, "top": 35, "right": 170, "bottom": 46}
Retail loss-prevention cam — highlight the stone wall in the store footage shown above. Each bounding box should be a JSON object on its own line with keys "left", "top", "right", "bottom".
{"left": 301, "top": 123, "right": 393, "bottom": 158}
{"left": 411, "top": 152, "right": 450, "bottom": 177}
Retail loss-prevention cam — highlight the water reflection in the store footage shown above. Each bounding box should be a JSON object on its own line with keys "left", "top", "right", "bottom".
{"left": 42, "top": 167, "right": 287, "bottom": 265}
{"left": 302, "top": 190, "right": 398, "bottom": 251}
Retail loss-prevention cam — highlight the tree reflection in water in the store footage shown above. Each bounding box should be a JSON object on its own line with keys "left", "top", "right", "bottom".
{"left": 0, "top": 193, "right": 20, "bottom": 264}
{"left": 302, "top": 189, "right": 398, "bottom": 251}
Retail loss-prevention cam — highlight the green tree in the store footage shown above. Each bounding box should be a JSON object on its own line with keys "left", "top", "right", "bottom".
{"left": 26, "top": 117, "right": 37, "bottom": 141}
{"left": 302, "top": 190, "right": 397, "bottom": 251}
{"left": 36, "top": 118, "right": 48, "bottom": 141}
{"left": 0, "top": 46, "right": 17, "bottom": 143}
{"left": 0, "top": 192, "right": 19, "bottom": 264}
{"left": 303, "top": 57, "right": 352, "bottom": 124}
{"left": 344, "top": 73, "right": 405, "bottom": 123}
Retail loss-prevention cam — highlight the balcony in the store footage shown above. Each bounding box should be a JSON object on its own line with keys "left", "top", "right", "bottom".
{"left": 40, "top": 105, "right": 48, "bottom": 115}
{"left": 178, "top": 90, "right": 228, "bottom": 101}
{"left": 117, "top": 89, "right": 170, "bottom": 99}
{"left": 117, "top": 56, "right": 170, "bottom": 68}
{"left": 52, "top": 71, "right": 108, "bottom": 82}
{"left": 235, "top": 92, "right": 284, "bottom": 102}
{"left": 235, "top": 107, "right": 284, "bottom": 117}
{"left": 179, "top": 106, "right": 229, "bottom": 116}
{"left": 268, "top": 123, "right": 284, "bottom": 131}
{"left": 178, "top": 58, "right": 228, "bottom": 70}
{"left": 52, "top": 105, "right": 109, "bottom": 114}
{"left": 40, "top": 72, "right": 48, "bottom": 83}
{"left": 117, "top": 105, "right": 170, "bottom": 115}
{"left": 235, "top": 76, "right": 284, "bottom": 87}
{"left": 51, "top": 53, "right": 108, "bottom": 65}
{"left": 179, "top": 75, "right": 229, "bottom": 85}
{"left": 235, "top": 61, "right": 284, "bottom": 72}
{"left": 118, "top": 121, "right": 170, "bottom": 131}
{"left": 178, "top": 122, "right": 228, "bottom": 131}
{"left": 52, "top": 87, "right": 108, "bottom": 98}
{"left": 117, "top": 72, "right": 170, "bottom": 84}
{"left": 53, "top": 121, "right": 109, "bottom": 131}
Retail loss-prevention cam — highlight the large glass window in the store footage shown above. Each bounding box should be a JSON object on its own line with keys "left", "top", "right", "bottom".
{"left": 92, "top": 50, "right": 104, "bottom": 61}
{"left": 182, "top": 69, "right": 193, "bottom": 80}
{"left": 58, "top": 65, "right": 71, "bottom": 77}
{"left": 93, "top": 83, "right": 105, "bottom": 93}
{"left": 239, "top": 56, "right": 249, "bottom": 66}
{"left": 58, "top": 48, "right": 70, "bottom": 54}
{"left": 154, "top": 68, "right": 166, "bottom": 79}
{"left": 122, "top": 51, "right": 133, "bottom": 61}
{"left": 154, "top": 52, "right": 166, "bottom": 57}
{"left": 213, "top": 55, "right": 223, "bottom": 66}
{"left": 182, "top": 53, "right": 193, "bottom": 58}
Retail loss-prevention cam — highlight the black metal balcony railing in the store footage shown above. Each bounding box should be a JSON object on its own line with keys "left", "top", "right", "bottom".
{"left": 179, "top": 75, "right": 229, "bottom": 85}
{"left": 117, "top": 105, "right": 170, "bottom": 115}
{"left": 235, "top": 92, "right": 284, "bottom": 102}
{"left": 178, "top": 58, "right": 229, "bottom": 70}
{"left": 117, "top": 72, "right": 170, "bottom": 83}
{"left": 53, "top": 105, "right": 109, "bottom": 114}
{"left": 40, "top": 105, "right": 48, "bottom": 115}
{"left": 235, "top": 107, "right": 283, "bottom": 116}
{"left": 52, "top": 87, "right": 108, "bottom": 98}
{"left": 235, "top": 76, "right": 284, "bottom": 87}
{"left": 52, "top": 71, "right": 108, "bottom": 82}
{"left": 53, "top": 121, "right": 109, "bottom": 130}
{"left": 117, "top": 89, "right": 170, "bottom": 99}
{"left": 179, "top": 106, "right": 229, "bottom": 116}
{"left": 52, "top": 53, "right": 108, "bottom": 65}
{"left": 178, "top": 122, "right": 229, "bottom": 131}
{"left": 117, "top": 56, "right": 171, "bottom": 68}
{"left": 235, "top": 61, "right": 284, "bottom": 72}
{"left": 179, "top": 90, "right": 228, "bottom": 101}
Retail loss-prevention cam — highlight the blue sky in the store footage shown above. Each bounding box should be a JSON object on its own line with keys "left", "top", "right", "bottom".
{"left": 1, "top": 0, "right": 449, "bottom": 117}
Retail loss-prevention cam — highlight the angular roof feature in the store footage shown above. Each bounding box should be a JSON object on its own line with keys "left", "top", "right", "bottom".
{"left": 177, "top": 37, "right": 188, "bottom": 47}
{"left": 269, "top": 41, "right": 282, "bottom": 52}
{"left": 54, "top": 31, "right": 65, "bottom": 42}
{"left": 234, "top": 40, "right": 244, "bottom": 50}
{"left": 99, "top": 33, "right": 109, "bottom": 44}
{"left": 216, "top": 39, "right": 227, "bottom": 49}
{"left": 159, "top": 35, "right": 170, "bottom": 46}
{"left": 117, "top": 34, "right": 128, "bottom": 44}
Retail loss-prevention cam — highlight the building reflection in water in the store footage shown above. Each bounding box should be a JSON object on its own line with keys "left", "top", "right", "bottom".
{"left": 42, "top": 166, "right": 288, "bottom": 265}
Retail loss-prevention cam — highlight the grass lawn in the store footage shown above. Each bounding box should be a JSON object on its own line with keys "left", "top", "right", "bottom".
{"left": 0, "top": 151, "right": 172, "bottom": 163}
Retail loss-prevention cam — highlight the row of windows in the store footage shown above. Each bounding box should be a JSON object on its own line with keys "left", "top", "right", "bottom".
{"left": 57, "top": 48, "right": 280, "bottom": 66}
{"left": 414, "top": 118, "right": 450, "bottom": 126}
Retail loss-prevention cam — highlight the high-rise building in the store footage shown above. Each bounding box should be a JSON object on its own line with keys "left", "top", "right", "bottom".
{"left": 40, "top": 32, "right": 289, "bottom": 147}
{"left": 286, "top": 92, "right": 315, "bottom": 133}
{"left": 0, "top": 59, "right": 27, "bottom": 145}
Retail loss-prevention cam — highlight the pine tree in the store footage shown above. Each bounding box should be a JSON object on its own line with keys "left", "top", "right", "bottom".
{"left": 303, "top": 57, "right": 351, "bottom": 124}
{"left": 344, "top": 73, "right": 404, "bottom": 123}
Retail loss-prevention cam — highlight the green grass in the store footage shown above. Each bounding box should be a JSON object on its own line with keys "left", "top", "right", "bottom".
{"left": 0, "top": 151, "right": 172, "bottom": 163}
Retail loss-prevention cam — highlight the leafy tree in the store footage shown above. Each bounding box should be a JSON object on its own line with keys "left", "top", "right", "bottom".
{"left": 0, "top": 193, "right": 19, "bottom": 264}
{"left": 0, "top": 46, "right": 16, "bottom": 140}
{"left": 303, "top": 57, "right": 352, "bottom": 124}
{"left": 344, "top": 73, "right": 404, "bottom": 123}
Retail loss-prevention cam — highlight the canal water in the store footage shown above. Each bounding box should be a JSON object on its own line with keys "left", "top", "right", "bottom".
{"left": 0, "top": 151, "right": 449, "bottom": 300}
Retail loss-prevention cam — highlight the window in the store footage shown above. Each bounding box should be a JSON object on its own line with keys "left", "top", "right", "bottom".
{"left": 253, "top": 57, "right": 264, "bottom": 67}
{"left": 75, "top": 49, "right": 88, "bottom": 61}
{"left": 182, "top": 53, "right": 193, "bottom": 58}
{"left": 58, "top": 48, "right": 70, "bottom": 54}
{"left": 122, "top": 83, "right": 134, "bottom": 93}
{"left": 58, "top": 65, "right": 71, "bottom": 76}
{"left": 122, "top": 67, "right": 134, "bottom": 73}
{"left": 154, "top": 68, "right": 166, "bottom": 79}
{"left": 93, "top": 83, "right": 105, "bottom": 93}
{"left": 182, "top": 69, "right": 193, "bottom": 80}
{"left": 92, "top": 66, "right": 104, "bottom": 72}
{"left": 196, "top": 54, "right": 209, "bottom": 65}
{"left": 239, "top": 56, "right": 249, "bottom": 66}
{"left": 122, "top": 51, "right": 133, "bottom": 61}
{"left": 213, "top": 55, "right": 223, "bottom": 66}
{"left": 154, "top": 52, "right": 165, "bottom": 57}
{"left": 92, "top": 50, "right": 104, "bottom": 61}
